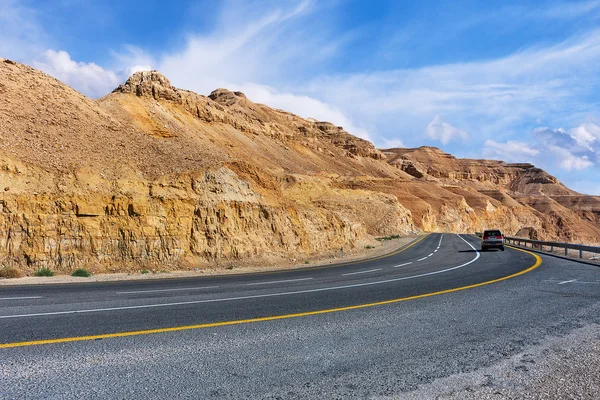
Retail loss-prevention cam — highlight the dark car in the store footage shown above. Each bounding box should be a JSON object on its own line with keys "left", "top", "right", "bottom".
{"left": 481, "top": 229, "right": 505, "bottom": 251}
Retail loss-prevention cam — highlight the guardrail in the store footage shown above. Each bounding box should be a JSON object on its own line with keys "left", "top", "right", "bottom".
{"left": 504, "top": 236, "right": 600, "bottom": 261}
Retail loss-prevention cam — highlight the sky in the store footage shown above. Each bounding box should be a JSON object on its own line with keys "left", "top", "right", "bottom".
{"left": 2, "top": 0, "right": 600, "bottom": 195}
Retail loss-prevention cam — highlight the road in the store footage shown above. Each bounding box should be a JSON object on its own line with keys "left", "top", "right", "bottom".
{"left": 1, "top": 233, "right": 599, "bottom": 399}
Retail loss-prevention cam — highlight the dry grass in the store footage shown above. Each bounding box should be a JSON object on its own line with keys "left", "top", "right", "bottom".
{"left": 0, "top": 267, "right": 25, "bottom": 279}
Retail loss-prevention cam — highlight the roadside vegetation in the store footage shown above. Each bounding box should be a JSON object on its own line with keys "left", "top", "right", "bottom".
{"left": 34, "top": 268, "right": 55, "bottom": 277}
{"left": 71, "top": 268, "right": 92, "bottom": 277}
{"left": 375, "top": 235, "right": 401, "bottom": 242}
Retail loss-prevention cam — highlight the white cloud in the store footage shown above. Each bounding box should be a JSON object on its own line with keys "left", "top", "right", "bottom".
{"left": 32, "top": 50, "right": 121, "bottom": 98}
{"left": 381, "top": 138, "right": 405, "bottom": 148}
{"left": 485, "top": 121, "right": 600, "bottom": 172}
{"left": 483, "top": 139, "right": 540, "bottom": 162}
{"left": 157, "top": 0, "right": 330, "bottom": 95}
{"left": 127, "top": 65, "right": 152, "bottom": 75}
{"left": 111, "top": 45, "right": 155, "bottom": 77}
{"left": 547, "top": 145, "right": 594, "bottom": 170}
{"left": 239, "top": 83, "right": 370, "bottom": 140}
{"left": 531, "top": 122, "right": 600, "bottom": 170}
{"left": 425, "top": 115, "right": 468, "bottom": 144}
{"left": 568, "top": 122, "right": 600, "bottom": 151}
{"left": 303, "top": 28, "right": 600, "bottom": 150}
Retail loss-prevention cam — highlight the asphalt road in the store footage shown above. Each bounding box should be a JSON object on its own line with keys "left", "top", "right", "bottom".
{"left": 1, "top": 233, "right": 599, "bottom": 399}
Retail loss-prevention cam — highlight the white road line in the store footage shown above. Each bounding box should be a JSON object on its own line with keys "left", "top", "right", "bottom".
{"left": 246, "top": 278, "right": 313, "bottom": 286}
{"left": 434, "top": 249, "right": 438, "bottom": 253}
{"left": 428, "top": 253, "right": 434, "bottom": 257}
{"left": 438, "top": 234, "right": 444, "bottom": 247}
{"left": 342, "top": 268, "right": 382, "bottom": 276}
{"left": 0, "top": 297, "right": 42, "bottom": 300}
{"left": 558, "top": 279, "right": 577, "bottom": 285}
{"left": 0, "top": 234, "right": 481, "bottom": 320}
{"left": 544, "top": 279, "right": 600, "bottom": 285}
{"left": 392, "top": 262, "right": 413, "bottom": 268}
{"left": 117, "top": 286, "right": 219, "bottom": 294}
{"left": 417, "top": 257, "right": 428, "bottom": 262}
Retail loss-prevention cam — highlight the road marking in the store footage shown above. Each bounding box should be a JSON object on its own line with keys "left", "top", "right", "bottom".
{"left": 0, "top": 297, "right": 42, "bottom": 300}
{"left": 417, "top": 257, "right": 428, "bottom": 261}
{"left": 299, "top": 234, "right": 430, "bottom": 272}
{"left": 246, "top": 278, "right": 313, "bottom": 286}
{"left": 392, "top": 262, "right": 412, "bottom": 268}
{"left": 545, "top": 279, "right": 600, "bottom": 285}
{"left": 428, "top": 253, "right": 434, "bottom": 257}
{"left": 434, "top": 249, "right": 438, "bottom": 253}
{"left": 342, "top": 268, "right": 382, "bottom": 276}
{"left": 558, "top": 279, "right": 576, "bottom": 285}
{"left": 0, "top": 239, "right": 541, "bottom": 349}
{"left": 0, "top": 234, "right": 478, "bottom": 320}
{"left": 117, "top": 286, "right": 219, "bottom": 294}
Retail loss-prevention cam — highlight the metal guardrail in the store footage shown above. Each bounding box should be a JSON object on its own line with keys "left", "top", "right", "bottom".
{"left": 504, "top": 236, "right": 600, "bottom": 260}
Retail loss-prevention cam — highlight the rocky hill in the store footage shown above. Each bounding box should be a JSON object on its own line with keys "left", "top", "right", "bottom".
{"left": 381, "top": 147, "right": 600, "bottom": 241}
{"left": 1, "top": 58, "right": 598, "bottom": 274}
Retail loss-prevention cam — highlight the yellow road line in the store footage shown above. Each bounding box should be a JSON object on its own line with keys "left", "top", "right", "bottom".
{"left": 0, "top": 242, "right": 541, "bottom": 349}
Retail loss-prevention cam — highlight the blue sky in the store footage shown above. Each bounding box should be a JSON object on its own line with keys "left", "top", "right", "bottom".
{"left": 2, "top": 0, "right": 600, "bottom": 194}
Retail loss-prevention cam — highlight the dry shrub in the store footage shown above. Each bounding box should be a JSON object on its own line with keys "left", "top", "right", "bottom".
{"left": 0, "top": 267, "right": 25, "bottom": 279}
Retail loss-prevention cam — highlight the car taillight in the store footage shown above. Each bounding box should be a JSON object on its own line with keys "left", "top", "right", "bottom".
{"left": 483, "top": 235, "right": 488, "bottom": 240}
{"left": 497, "top": 235, "right": 503, "bottom": 239}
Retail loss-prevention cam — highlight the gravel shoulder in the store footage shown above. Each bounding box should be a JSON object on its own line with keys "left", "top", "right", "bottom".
{"left": 400, "top": 323, "right": 600, "bottom": 400}
{"left": 0, "top": 235, "right": 418, "bottom": 286}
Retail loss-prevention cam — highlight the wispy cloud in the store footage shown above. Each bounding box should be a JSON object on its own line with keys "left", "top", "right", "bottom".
{"left": 483, "top": 140, "right": 540, "bottom": 162}
{"left": 485, "top": 121, "right": 600, "bottom": 172}
{"left": 305, "top": 28, "right": 600, "bottom": 149}
{"left": 238, "top": 82, "right": 371, "bottom": 140}
{"left": 528, "top": 0, "right": 600, "bottom": 19}
{"left": 157, "top": 0, "right": 332, "bottom": 94}
{"left": 426, "top": 115, "right": 468, "bottom": 144}
{"left": 32, "top": 50, "right": 121, "bottom": 98}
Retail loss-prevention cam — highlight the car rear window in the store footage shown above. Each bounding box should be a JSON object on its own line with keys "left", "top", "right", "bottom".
{"left": 484, "top": 230, "right": 501, "bottom": 236}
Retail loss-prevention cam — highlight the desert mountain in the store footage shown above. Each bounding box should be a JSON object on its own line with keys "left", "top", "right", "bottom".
{"left": 1, "top": 58, "right": 599, "bottom": 273}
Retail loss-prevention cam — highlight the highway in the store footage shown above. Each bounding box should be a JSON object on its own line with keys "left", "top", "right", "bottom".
{"left": 1, "top": 233, "right": 599, "bottom": 399}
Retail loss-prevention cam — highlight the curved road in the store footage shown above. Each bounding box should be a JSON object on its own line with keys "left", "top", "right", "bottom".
{"left": 1, "top": 233, "right": 599, "bottom": 399}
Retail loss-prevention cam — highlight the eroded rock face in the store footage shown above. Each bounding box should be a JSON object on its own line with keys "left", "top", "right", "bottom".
{"left": 0, "top": 160, "right": 387, "bottom": 273}
{"left": 114, "top": 70, "right": 176, "bottom": 101}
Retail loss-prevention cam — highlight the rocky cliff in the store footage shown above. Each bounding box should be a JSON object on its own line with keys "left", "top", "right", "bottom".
{"left": 0, "top": 59, "right": 598, "bottom": 274}
{"left": 382, "top": 147, "right": 600, "bottom": 242}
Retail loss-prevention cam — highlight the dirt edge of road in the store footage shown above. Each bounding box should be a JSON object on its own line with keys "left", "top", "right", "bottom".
{"left": 0, "top": 235, "right": 420, "bottom": 286}
{"left": 399, "top": 321, "right": 600, "bottom": 400}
